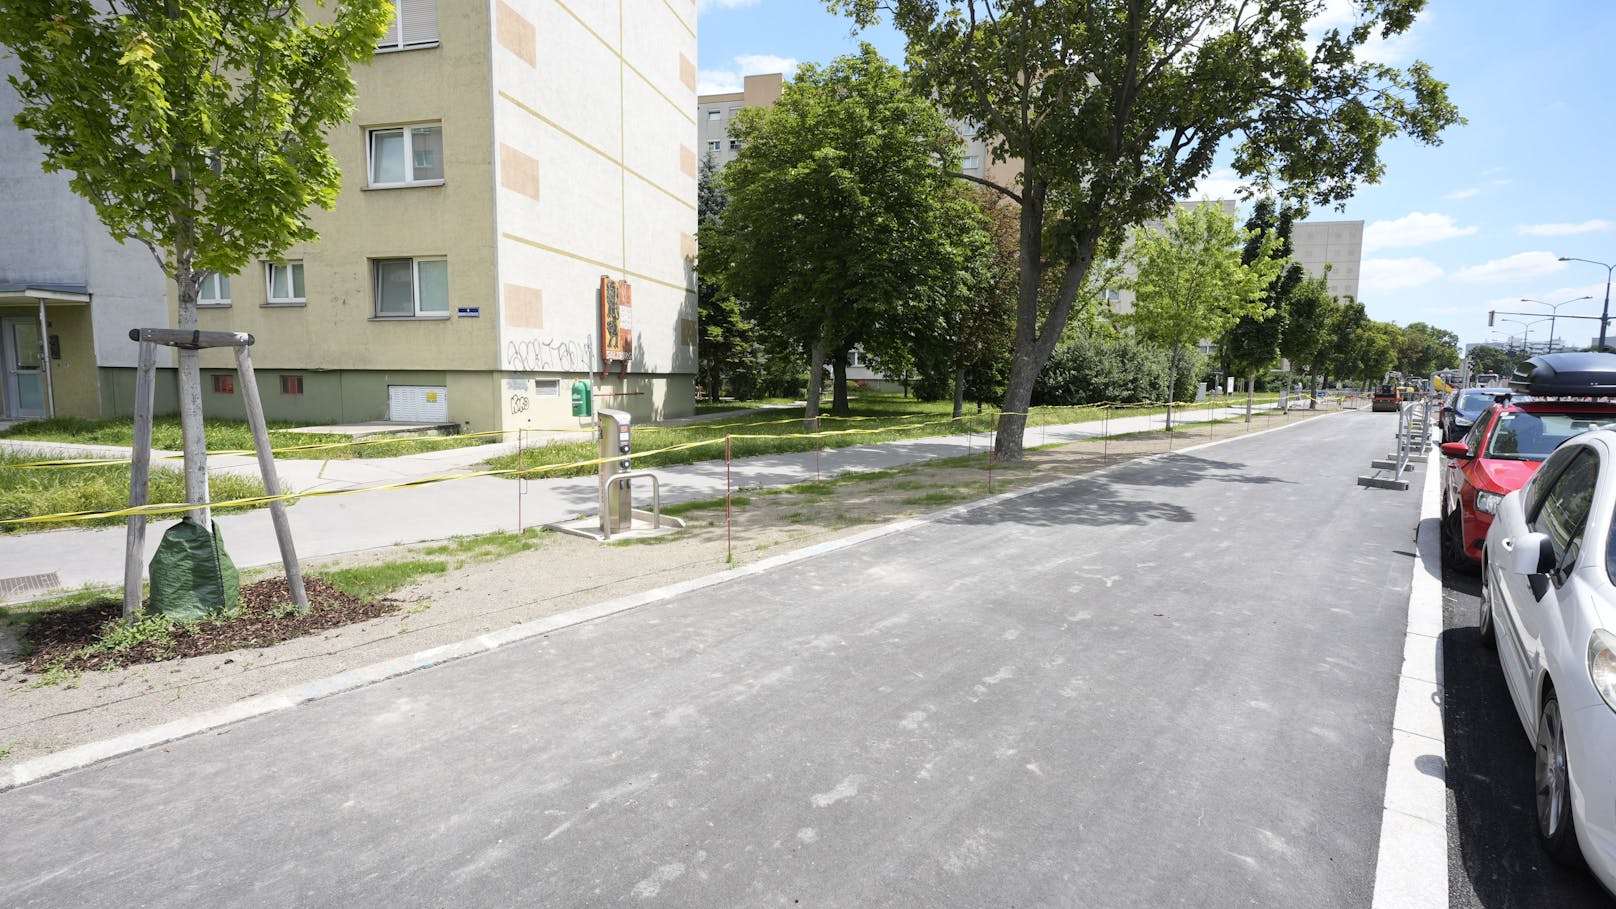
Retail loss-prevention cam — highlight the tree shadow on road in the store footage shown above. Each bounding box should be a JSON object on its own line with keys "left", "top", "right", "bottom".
{"left": 937, "top": 477, "right": 1194, "bottom": 528}
{"left": 1101, "top": 453, "right": 1295, "bottom": 489}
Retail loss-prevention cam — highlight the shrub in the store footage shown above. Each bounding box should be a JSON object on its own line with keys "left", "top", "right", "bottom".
{"left": 1033, "top": 334, "right": 1171, "bottom": 405}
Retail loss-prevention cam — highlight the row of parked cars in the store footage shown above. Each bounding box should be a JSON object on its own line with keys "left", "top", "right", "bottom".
{"left": 1436, "top": 352, "right": 1616, "bottom": 893}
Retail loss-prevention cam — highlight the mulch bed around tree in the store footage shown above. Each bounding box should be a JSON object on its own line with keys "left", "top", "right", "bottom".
{"left": 22, "top": 577, "right": 400, "bottom": 674}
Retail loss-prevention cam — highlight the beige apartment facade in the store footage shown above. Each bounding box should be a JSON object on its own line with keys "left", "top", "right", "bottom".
{"left": 697, "top": 73, "right": 782, "bottom": 169}
{"left": 82, "top": 0, "right": 700, "bottom": 433}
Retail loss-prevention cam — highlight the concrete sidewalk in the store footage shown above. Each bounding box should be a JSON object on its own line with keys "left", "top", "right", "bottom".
{"left": 0, "top": 402, "right": 1303, "bottom": 596}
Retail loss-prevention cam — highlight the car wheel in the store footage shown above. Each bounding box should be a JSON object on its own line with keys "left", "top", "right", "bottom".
{"left": 1443, "top": 510, "right": 1477, "bottom": 572}
{"left": 1478, "top": 558, "right": 1497, "bottom": 649}
{"left": 1536, "top": 690, "right": 1584, "bottom": 866}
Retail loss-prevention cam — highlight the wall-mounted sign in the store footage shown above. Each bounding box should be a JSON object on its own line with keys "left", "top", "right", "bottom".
{"left": 599, "top": 276, "right": 633, "bottom": 373}
{"left": 457, "top": 307, "right": 480, "bottom": 318}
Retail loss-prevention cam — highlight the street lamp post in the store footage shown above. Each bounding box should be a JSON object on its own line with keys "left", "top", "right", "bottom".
{"left": 1520, "top": 295, "right": 1594, "bottom": 353}
{"left": 1497, "top": 317, "right": 1551, "bottom": 354}
{"left": 1559, "top": 256, "right": 1615, "bottom": 350}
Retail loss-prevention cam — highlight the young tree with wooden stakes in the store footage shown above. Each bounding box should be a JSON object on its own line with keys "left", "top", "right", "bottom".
{"left": 831, "top": 0, "right": 1462, "bottom": 461}
{"left": 0, "top": 0, "right": 391, "bottom": 545}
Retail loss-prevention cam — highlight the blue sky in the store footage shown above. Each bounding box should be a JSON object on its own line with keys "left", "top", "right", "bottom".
{"left": 697, "top": 0, "right": 1616, "bottom": 352}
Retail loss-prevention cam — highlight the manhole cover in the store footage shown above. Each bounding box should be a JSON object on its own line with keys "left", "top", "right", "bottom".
{"left": 0, "top": 571, "right": 61, "bottom": 601}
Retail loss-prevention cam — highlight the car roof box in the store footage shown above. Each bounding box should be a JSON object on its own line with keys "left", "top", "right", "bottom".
{"left": 1509, "top": 352, "right": 1616, "bottom": 396}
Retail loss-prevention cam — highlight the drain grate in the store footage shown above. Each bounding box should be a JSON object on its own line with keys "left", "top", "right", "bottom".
{"left": 0, "top": 571, "right": 61, "bottom": 601}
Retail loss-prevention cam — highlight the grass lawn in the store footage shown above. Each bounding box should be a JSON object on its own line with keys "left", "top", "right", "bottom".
{"left": 0, "top": 416, "right": 495, "bottom": 460}
{"left": 482, "top": 392, "right": 1284, "bottom": 479}
{"left": 0, "top": 450, "right": 272, "bottom": 533}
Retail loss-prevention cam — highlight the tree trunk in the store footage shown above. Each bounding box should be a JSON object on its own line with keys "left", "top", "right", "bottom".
{"left": 952, "top": 366, "right": 966, "bottom": 419}
{"left": 994, "top": 178, "right": 1099, "bottom": 462}
{"left": 831, "top": 346, "right": 850, "bottom": 416}
{"left": 1245, "top": 371, "right": 1255, "bottom": 423}
{"left": 1165, "top": 346, "right": 1182, "bottom": 432}
{"left": 175, "top": 274, "right": 211, "bottom": 526}
{"left": 804, "top": 337, "right": 826, "bottom": 429}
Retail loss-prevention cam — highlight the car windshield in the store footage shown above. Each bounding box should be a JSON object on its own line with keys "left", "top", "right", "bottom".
{"left": 1456, "top": 390, "right": 1505, "bottom": 419}
{"left": 1485, "top": 411, "right": 1616, "bottom": 461}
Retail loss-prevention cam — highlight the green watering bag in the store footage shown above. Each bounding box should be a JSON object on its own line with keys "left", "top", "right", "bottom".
{"left": 147, "top": 518, "right": 241, "bottom": 621}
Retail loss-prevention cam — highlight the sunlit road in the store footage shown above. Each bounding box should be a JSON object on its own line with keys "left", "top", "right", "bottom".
{"left": 2, "top": 412, "right": 1429, "bottom": 907}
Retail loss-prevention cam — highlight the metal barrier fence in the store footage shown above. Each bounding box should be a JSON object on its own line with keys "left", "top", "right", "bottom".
{"left": 1357, "top": 396, "right": 1432, "bottom": 490}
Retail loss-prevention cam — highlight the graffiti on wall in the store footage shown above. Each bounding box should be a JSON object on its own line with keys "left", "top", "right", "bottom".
{"left": 506, "top": 333, "right": 595, "bottom": 372}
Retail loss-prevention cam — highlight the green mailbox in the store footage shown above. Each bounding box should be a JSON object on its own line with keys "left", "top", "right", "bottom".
{"left": 571, "top": 378, "right": 593, "bottom": 417}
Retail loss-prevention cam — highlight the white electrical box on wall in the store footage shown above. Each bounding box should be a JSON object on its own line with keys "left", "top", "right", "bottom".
{"left": 388, "top": 385, "right": 449, "bottom": 422}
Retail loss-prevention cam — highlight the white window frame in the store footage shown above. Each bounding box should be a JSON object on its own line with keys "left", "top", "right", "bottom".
{"left": 707, "top": 109, "right": 721, "bottom": 121}
{"left": 264, "top": 261, "right": 306, "bottom": 306}
{"left": 962, "top": 154, "right": 981, "bottom": 170}
{"left": 373, "top": 257, "right": 449, "bottom": 319}
{"left": 729, "top": 139, "right": 742, "bottom": 150}
{"left": 377, "top": 0, "right": 439, "bottom": 52}
{"left": 367, "top": 123, "right": 444, "bottom": 188}
{"left": 197, "top": 271, "right": 232, "bottom": 307}
{"left": 707, "top": 140, "right": 722, "bottom": 152}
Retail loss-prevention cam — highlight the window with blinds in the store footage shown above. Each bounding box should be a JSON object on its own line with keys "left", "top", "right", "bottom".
{"left": 378, "top": 0, "right": 439, "bottom": 51}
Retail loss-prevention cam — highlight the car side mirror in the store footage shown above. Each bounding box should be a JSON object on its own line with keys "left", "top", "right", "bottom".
{"left": 1439, "top": 442, "right": 1472, "bottom": 459}
{"left": 1505, "top": 531, "right": 1556, "bottom": 576}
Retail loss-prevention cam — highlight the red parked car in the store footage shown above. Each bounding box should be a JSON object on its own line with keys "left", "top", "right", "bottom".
{"left": 1440, "top": 353, "right": 1616, "bottom": 570}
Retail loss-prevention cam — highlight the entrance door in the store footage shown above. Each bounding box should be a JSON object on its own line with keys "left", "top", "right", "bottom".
{"left": 1, "top": 316, "right": 47, "bottom": 419}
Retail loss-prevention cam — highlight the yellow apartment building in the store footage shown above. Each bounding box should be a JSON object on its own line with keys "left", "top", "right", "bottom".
{"left": 1, "top": 0, "right": 700, "bottom": 432}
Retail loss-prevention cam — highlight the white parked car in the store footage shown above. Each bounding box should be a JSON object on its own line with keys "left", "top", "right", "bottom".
{"left": 1483, "top": 427, "right": 1616, "bottom": 892}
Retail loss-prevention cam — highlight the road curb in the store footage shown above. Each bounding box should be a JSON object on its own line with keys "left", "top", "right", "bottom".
{"left": 1370, "top": 440, "right": 1448, "bottom": 909}
{"left": 2, "top": 408, "right": 1336, "bottom": 793}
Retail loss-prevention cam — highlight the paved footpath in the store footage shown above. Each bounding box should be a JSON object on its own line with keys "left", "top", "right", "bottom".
{"left": 0, "top": 403, "right": 1298, "bottom": 593}
{"left": 0, "top": 408, "right": 1428, "bottom": 907}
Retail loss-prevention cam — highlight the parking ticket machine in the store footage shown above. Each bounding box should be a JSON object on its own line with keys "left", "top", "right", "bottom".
{"left": 598, "top": 408, "right": 633, "bottom": 532}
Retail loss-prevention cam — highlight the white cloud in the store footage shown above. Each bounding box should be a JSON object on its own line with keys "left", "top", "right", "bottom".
{"left": 1363, "top": 212, "right": 1478, "bottom": 252}
{"left": 1452, "top": 251, "right": 1568, "bottom": 284}
{"left": 1305, "top": 0, "right": 1423, "bottom": 64}
{"left": 1516, "top": 220, "right": 1615, "bottom": 237}
{"left": 697, "top": 54, "right": 798, "bottom": 96}
{"left": 734, "top": 54, "right": 798, "bottom": 77}
{"left": 1361, "top": 257, "right": 1445, "bottom": 293}
{"left": 696, "top": 71, "right": 742, "bottom": 94}
{"left": 1443, "top": 187, "right": 1481, "bottom": 201}
{"left": 1187, "top": 168, "right": 1248, "bottom": 202}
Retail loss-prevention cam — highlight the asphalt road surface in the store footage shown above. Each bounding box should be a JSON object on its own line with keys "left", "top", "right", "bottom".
{"left": 3, "top": 412, "right": 1426, "bottom": 907}
{"left": 1442, "top": 563, "right": 1616, "bottom": 907}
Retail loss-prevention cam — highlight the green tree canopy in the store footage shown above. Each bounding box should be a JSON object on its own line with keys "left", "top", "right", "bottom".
{"left": 694, "top": 154, "right": 758, "bottom": 401}
{"left": 705, "top": 44, "right": 978, "bottom": 420}
{"left": 911, "top": 188, "right": 1017, "bottom": 416}
{"left": 1222, "top": 200, "right": 1303, "bottom": 402}
{"left": 1123, "top": 202, "right": 1281, "bottom": 427}
{"left": 1468, "top": 344, "right": 1523, "bottom": 381}
{"left": 1, "top": 0, "right": 391, "bottom": 290}
{"left": 1, "top": 0, "right": 392, "bottom": 526}
{"left": 831, "top": 0, "right": 1462, "bottom": 459}
{"left": 1280, "top": 272, "right": 1334, "bottom": 380}
{"left": 1398, "top": 321, "right": 1461, "bottom": 376}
